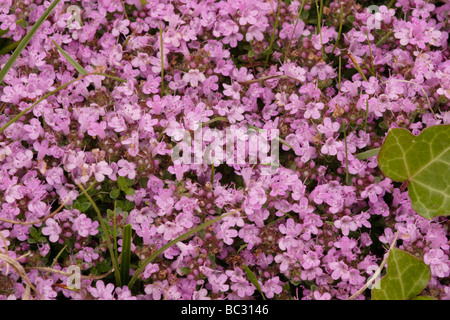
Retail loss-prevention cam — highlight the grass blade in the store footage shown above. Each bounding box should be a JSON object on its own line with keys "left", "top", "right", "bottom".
{"left": 53, "top": 41, "right": 88, "bottom": 75}
{"left": 120, "top": 224, "right": 132, "bottom": 286}
{"left": 331, "top": 2, "right": 344, "bottom": 56}
{"left": 264, "top": 0, "right": 281, "bottom": 71}
{"left": 77, "top": 183, "right": 122, "bottom": 287}
{"left": 243, "top": 264, "right": 266, "bottom": 300}
{"left": 0, "top": 72, "right": 126, "bottom": 135}
{"left": 159, "top": 22, "right": 164, "bottom": 97}
{"left": 128, "top": 211, "right": 233, "bottom": 289}
{"left": 0, "top": 0, "right": 61, "bottom": 82}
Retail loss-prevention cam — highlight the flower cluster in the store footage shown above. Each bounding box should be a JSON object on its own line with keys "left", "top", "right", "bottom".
{"left": 0, "top": 0, "right": 449, "bottom": 300}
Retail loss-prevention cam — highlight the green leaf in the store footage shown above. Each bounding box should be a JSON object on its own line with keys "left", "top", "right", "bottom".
{"left": 411, "top": 296, "right": 437, "bottom": 300}
{"left": 120, "top": 224, "right": 132, "bottom": 286}
{"left": 117, "top": 177, "right": 134, "bottom": 191}
{"left": 356, "top": 147, "right": 381, "bottom": 160}
{"left": 79, "top": 202, "right": 91, "bottom": 212}
{"left": 0, "top": 0, "right": 61, "bottom": 83}
{"left": 53, "top": 41, "right": 88, "bottom": 75}
{"left": 377, "top": 125, "right": 450, "bottom": 219}
{"left": 110, "top": 188, "right": 120, "bottom": 199}
{"left": 243, "top": 264, "right": 266, "bottom": 300}
{"left": 372, "top": 248, "right": 431, "bottom": 300}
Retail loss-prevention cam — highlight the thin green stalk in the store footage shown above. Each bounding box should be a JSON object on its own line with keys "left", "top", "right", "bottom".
{"left": 264, "top": 0, "right": 282, "bottom": 71}
{"left": 120, "top": 224, "right": 132, "bottom": 286}
{"left": 53, "top": 40, "right": 88, "bottom": 75}
{"left": 77, "top": 183, "right": 122, "bottom": 287}
{"left": 211, "top": 161, "right": 215, "bottom": 185}
{"left": 0, "top": 0, "right": 61, "bottom": 82}
{"left": 284, "top": 0, "right": 307, "bottom": 62}
{"left": 331, "top": 2, "right": 344, "bottom": 56}
{"left": 128, "top": 211, "right": 233, "bottom": 289}
{"left": 361, "top": 59, "right": 375, "bottom": 77}
{"left": 364, "top": 98, "right": 370, "bottom": 131}
{"left": 387, "top": 0, "right": 396, "bottom": 9}
{"left": 0, "top": 40, "right": 21, "bottom": 55}
{"left": 202, "top": 116, "right": 229, "bottom": 127}
{"left": 314, "top": 0, "right": 325, "bottom": 59}
{"left": 113, "top": 200, "right": 118, "bottom": 263}
{"left": 0, "top": 76, "right": 82, "bottom": 134}
{"left": 338, "top": 56, "right": 342, "bottom": 91}
{"left": 342, "top": 121, "right": 350, "bottom": 185}
{"left": 243, "top": 264, "right": 266, "bottom": 300}
{"left": 310, "top": 119, "right": 320, "bottom": 136}
{"left": 247, "top": 124, "right": 294, "bottom": 150}
{"left": 365, "top": 30, "right": 375, "bottom": 75}
{"left": 376, "top": 30, "right": 393, "bottom": 46}
{"left": 50, "top": 244, "right": 67, "bottom": 269}
{"left": 348, "top": 51, "right": 368, "bottom": 82}
{"left": 0, "top": 72, "right": 125, "bottom": 134}
{"left": 159, "top": 22, "right": 164, "bottom": 97}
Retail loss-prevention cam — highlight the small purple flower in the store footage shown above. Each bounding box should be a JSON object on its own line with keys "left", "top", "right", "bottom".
{"left": 117, "top": 159, "right": 137, "bottom": 179}
{"left": 73, "top": 214, "right": 99, "bottom": 238}
{"left": 88, "top": 280, "right": 116, "bottom": 300}
{"left": 42, "top": 218, "right": 62, "bottom": 243}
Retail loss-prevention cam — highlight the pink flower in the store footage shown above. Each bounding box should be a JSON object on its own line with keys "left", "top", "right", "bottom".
{"left": 111, "top": 19, "right": 130, "bottom": 37}
{"left": 183, "top": 69, "right": 206, "bottom": 87}
{"left": 208, "top": 274, "right": 229, "bottom": 293}
{"left": 424, "top": 249, "right": 450, "bottom": 278}
{"left": 334, "top": 216, "right": 358, "bottom": 236}
{"left": 117, "top": 159, "right": 137, "bottom": 179}
{"left": 42, "top": 218, "right": 62, "bottom": 243}
{"left": 223, "top": 82, "right": 241, "bottom": 100}
{"left": 92, "top": 161, "right": 113, "bottom": 182}
{"left": 321, "top": 137, "right": 343, "bottom": 156}
{"left": 73, "top": 214, "right": 99, "bottom": 237}
{"left": 304, "top": 102, "right": 324, "bottom": 120}
{"left": 88, "top": 280, "right": 116, "bottom": 300}
{"left": 261, "top": 276, "right": 283, "bottom": 299}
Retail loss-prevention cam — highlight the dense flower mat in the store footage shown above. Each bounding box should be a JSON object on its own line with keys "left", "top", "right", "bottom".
{"left": 0, "top": 0, "right": 449, "bottom": 300}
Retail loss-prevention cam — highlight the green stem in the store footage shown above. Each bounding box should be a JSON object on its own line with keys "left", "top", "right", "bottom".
{"left": 264, "top": 0, "right": 282, "bottom": 71}
{"left": 202, "top": 117, "right": 229, "bottom": 127}
{"left": 159, "top": 22, "right": 164, "bottom": 97}
{"left": 77, "top": 183, "right": 122, "bottom": 287}
{"left": 364, "top": 98, "right": 370, "bottom": 131}
{"left": 342, "top": 121, "right": 350, "bottom": 186}
{"left": 331, "top": 2, "right": 344, "bottom": 56}
{"left": 128, "top": 211, "right": 232, "bottom": 289}
{"left": 120, "top": 224, "right": 132, "bottom": 286}
{"left": 0, "top": 72, "right": 125, "bottom": 135}
{"left": 50, "top": 244, "right": 67, "bottom": 269}
{"left": 338, "top": 56, "right": 342, "bottom": 91}
{"left": 113, "top": 200, "right": 118, "bottom": 263}
{"left": 0, "top": 40, "right": 21, "bottom": 55}
{"left": 284, "top": 0, "right": 307, "bottom": 62}
{"left": 375, "top": 30, "right": 393, "bottom": 47}
{"left": 365, "top": 30, "right": 375, "bottom": 75}
{"left": 314, "top": 0, "right": 325, "bottom": 59}
{"left": 0, "top": 0, "right": 61, "bottom": 82}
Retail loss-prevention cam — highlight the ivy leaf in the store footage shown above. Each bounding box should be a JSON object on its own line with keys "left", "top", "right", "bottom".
{"left": 377, "top": 125, "right": 450, "bottom": 219}
{"left": 372, "top": 248, "right": 431, "bottom": 300}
